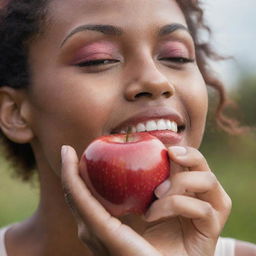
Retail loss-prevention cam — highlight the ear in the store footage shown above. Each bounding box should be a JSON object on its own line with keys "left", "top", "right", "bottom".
{"left": 0, "top": 87, "right": 34, "bottom": 143}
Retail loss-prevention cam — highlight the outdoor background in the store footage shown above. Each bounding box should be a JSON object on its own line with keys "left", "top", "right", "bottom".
{"left": 0, "top": 0, "right": 255, "bottom": 244}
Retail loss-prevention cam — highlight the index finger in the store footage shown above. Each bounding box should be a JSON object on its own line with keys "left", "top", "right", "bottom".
{"left": 167, "top": 146, "right": 231, "bottom": 217}
{"left": 168, "top": 146, "right": 209, "bottom": 172}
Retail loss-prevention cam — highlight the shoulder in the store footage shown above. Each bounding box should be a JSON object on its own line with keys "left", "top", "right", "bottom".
{"left": 235, "top": 239, "right": 256, "bottom": 256}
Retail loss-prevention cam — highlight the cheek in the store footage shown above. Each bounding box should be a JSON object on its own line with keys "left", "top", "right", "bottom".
{"left": 176, "top": 68, "right": 208, "bottom": 147}
{"left": 28, "top": 70, "right": 120, "bottom": 173}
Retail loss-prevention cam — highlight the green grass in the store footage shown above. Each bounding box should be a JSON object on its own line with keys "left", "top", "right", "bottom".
{"left": 201, "top": 133, "right": 256, "bottom": 243}
{"left": 218, "top": 162, "right": 256, "bottom": 243}
{"left": 0, "top": 134, "right": 255, "bottom": 244}
{"left": 0, "top": 160, "right": 39, "bottom": 227}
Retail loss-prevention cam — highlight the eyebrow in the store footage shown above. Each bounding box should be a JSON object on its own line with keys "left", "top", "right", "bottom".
{"left": 158, "top": 23, "right": 189, "bottom": 36}
{"left": 60, "top": 23, "right": 189, "bottom": 48}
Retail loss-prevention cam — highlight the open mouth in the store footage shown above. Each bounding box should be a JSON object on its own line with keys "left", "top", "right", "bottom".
{"left": 111, "top": 118, "right": 185, "bottom": 135}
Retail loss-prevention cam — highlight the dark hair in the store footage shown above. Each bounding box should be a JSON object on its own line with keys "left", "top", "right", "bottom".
{"left": 0, "top": 0, "right": 49, "bottom": 180}
{"left": 177, "top": 0, "right": 245, "bottom": 133}
{"left": 0, "top": 0, "right": 243, "bottom": 181}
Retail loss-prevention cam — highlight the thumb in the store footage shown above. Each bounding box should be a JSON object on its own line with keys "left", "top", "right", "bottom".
{"left": 61, "top": 145, "right": 161, "bottom": 256}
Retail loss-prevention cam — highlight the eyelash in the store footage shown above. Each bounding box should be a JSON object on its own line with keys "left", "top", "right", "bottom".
{"left": 76, "top": 59, "right": 118, "bottom": 67}
{"left": 159, "top": 57, "right": 195, "bottom": 64}
{"left": 76, "top": 56, "right": 194, "bottom": 68}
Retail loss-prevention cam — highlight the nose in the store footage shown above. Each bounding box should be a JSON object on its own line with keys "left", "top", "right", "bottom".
{"left": 124, "top": 59, "right": 175, "bottom": 101}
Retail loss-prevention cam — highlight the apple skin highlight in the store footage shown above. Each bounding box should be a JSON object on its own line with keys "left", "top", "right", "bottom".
{"left": 79, "top": 133, "right": 170, "bottom": 216}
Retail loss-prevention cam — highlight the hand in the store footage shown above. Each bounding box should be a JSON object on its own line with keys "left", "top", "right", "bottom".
{"left": 61, "top": 145, "right": 231, "bottom": 256}
{"left": 61, "top": 145, "right": 161, "bottom": 256}
{"left": 143, "top": 146, "right": 232, "bottom": 256}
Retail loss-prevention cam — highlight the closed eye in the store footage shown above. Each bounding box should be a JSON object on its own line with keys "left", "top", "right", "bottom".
{"left": 159, "top": 57, "right": 195, "bottom": 64}
{"left": 76, "top": 59, "right": 119, "bottom": 67}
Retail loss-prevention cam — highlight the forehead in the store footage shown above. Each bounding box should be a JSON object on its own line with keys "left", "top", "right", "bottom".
{"left": 47, "top": 0, "right": 187, "bottom": 33}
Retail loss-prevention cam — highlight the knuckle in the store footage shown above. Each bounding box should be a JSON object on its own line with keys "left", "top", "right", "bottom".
{"left": 61, "top": 178, "right": 69, "bottom": 192}
{"left": 202, "top": 202, "right": 214, "bottom": 217}
{"left": 226, "top": 195, "right": 232, "bottom": 209}
{"left": 206, "top": 172, "right": 218, "bottom": 189}
{"left": 169, "top": 195, "right": 181, "bottom": 208}
{"left": 195, "top": 154, "right": 209, "bottom": 169}
{"left": 161, "top": 198, "right": 171, "bottom": 213}
{"left": 192, "top": 149, "right": 205, "bottom": 162}
{"left": 223, "top": 194, "right": 232, "bottom": 213}
{"left": 64, "top": 191, "right": 74, "bottom": 206}
{"left": 78, "top": 225, "right": 90, "bottom": 243}
{"left": 64, "top": 191, "right": 78, "bottom": 216}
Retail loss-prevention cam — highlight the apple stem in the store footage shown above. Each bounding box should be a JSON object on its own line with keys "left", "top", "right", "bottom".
{"left": 126, "top": 126, "right": 132, "bottom": 142}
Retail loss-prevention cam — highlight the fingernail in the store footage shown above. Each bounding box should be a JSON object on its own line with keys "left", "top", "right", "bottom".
{"left": 169, "top": 146, "right": 187, "bottom": 156}
{"left": 61, "top": 145, "right": 69, "bottom": 159}
{"left": 154, "top": 179, "right": 171, "bottom": 198}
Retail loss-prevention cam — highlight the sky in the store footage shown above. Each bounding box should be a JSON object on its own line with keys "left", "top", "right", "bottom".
{"left": 202, "top": 0, "right": 256, "bottom": 88}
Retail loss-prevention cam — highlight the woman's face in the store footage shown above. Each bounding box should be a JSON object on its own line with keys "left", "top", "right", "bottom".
{"left": 27, "top": 0, "right": 208, "bottom": 172}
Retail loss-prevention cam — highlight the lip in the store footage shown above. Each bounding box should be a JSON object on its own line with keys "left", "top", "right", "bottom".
{"left": 110, "top": 107, "right": 185, "bottom": 135}
{"left": 147, "top": 130, "right": 182, "bottom": 145}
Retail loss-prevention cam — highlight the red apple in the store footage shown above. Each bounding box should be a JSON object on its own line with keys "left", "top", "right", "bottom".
{"left": 79, "top": 132, "right": 170, "bottom": 216}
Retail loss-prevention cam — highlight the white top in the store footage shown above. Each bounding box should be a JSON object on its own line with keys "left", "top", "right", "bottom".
{"left": 0, "top": 225, "right": 235, "bottom": 256}
{"left": 215, "top": 237, "right": 236, "bottom": 256}
{"left": 0, "top": 227, "right": 8, "bottom": 256}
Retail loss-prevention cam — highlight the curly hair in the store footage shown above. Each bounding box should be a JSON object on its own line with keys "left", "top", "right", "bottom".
{"left": 0, "top": 0, "right": 49, "bottom": 180}
{"left": 0, "top": 0, "right": 243, "bottom": 181}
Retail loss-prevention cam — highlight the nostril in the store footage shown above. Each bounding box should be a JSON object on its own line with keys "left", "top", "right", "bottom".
{"left": 162, "top": 91, "right": 172, "bottom": 98}
{"left": 134, "top": 92, "right": 152, "bottom": 99}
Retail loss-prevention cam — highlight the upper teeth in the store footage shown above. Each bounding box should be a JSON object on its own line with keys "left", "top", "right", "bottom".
{"left": 119, "top": 119, "right": 178, "bottom": 134}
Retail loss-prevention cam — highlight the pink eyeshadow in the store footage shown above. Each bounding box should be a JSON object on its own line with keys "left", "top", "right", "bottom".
{"left": 159, "top": 41, "right": 189, "bottom": 58}
{"left": 72, "top": 41, "right": 118, "bottom": 63}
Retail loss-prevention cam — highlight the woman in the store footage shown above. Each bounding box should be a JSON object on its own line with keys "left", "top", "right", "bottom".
{"left": 0, "top": 0, "right": 255, "bottom": 255}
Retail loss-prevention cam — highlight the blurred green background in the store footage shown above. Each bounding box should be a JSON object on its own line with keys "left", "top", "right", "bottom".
{"left": 0, "top": 74, "right": 255, "bottom": 243}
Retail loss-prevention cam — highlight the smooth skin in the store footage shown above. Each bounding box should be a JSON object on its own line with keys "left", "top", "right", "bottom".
{"left": 0, "top": 0, "right": 255, "bottom": 255}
